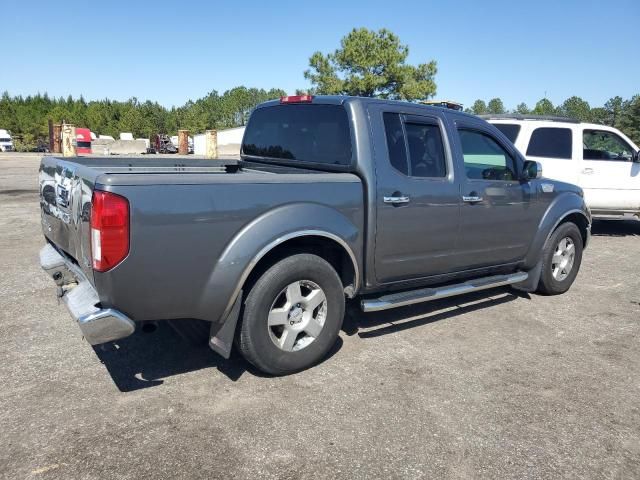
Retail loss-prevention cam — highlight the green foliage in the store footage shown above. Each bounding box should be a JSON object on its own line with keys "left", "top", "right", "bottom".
{"left": 558, "top": 96, "right": 592, "bottom": 122}
{"left": 515, "top": 103, "right": 530, "bottom": 114}
{"left": 470, "top": 100, "right": 488, "bottom": 115}
{"left": 13, "top": 133, "right": 36, "bottom": 152}
{"left": 590, "top": 107, "right": 608, "bottom": 125}
{"left": 304, "top": 28, "right": 437, "bottom": 101}
{"left": 604, "top": 96, "right": 624, "bottom": 127}
{"left": 618, "top": 95, "right": 640, "bottom": 145}
{"left": 0, "top": 87, "right": 285, "bottom": 150}
{"left": 532, "top": 98, "right": 556, "bottom": 116}
{"left": 487, "top": 98, "right": 505, "bottom": 114}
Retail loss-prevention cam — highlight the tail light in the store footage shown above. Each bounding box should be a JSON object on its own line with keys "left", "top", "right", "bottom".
{"left": 90, "top": 191, "right": 129, "bottom": 272}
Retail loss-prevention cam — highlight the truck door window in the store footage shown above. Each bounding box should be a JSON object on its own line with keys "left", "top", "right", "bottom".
{"left": 383, "top": 112, "right": 409, "bottom": 175}
{"left": 458, "top": 129, "right": 517, "bottom": 181}
{"left": 405, "top": 123, "right": 446, "bottom": 177}
{"left": 583, "top": 130, "right": 634, "bottom": 161}
{"left": 383, "top": 113, "right": 447, "bottom": 178}
{"left": 526, "top": 127, "right": 572, "bottom": 159}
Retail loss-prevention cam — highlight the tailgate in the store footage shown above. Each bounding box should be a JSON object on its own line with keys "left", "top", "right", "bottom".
{"left": 39, "top": 156, "right": 97, "bottom": 284}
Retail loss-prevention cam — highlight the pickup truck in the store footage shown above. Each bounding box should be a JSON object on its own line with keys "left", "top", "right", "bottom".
{"left": 39, "top": 95, "right": 591, "bottom": 375}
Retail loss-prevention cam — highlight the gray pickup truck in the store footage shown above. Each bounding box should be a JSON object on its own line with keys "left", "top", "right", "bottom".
{"left": 39, "top": 95, "right": 591, "bottom": 375}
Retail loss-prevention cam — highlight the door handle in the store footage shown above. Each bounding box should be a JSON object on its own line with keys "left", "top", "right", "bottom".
{"left": 582, "top": 168, "right": 594, "bottom": 175}
{"left": 462, "top": 195, "right": 483, "bottom": 203}
{"left": 383, "top": 195, "right": 410, "bottom": 204}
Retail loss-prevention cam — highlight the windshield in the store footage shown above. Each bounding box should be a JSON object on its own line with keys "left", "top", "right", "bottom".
{"left": 242, "top": 104, "right": 352, "bottom": 166}
{"left": 0, "top": 137, "right": 11, "bottom": 143}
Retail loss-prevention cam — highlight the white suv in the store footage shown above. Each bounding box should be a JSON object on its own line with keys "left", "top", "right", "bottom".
{"left": 486, "top": 115, "right": 640, "bottom": 220}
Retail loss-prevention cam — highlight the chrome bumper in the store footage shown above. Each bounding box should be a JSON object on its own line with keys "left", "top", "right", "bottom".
{"left": 39, "top": 244, "right": 135, "bottom": 345}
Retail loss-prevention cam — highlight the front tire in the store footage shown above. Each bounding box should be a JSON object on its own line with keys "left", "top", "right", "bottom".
{"left": 537, "top": 222, "right": 583, "bottom": 295}
{"left": 238, "top": 254, "right": 345, "bottom": 375}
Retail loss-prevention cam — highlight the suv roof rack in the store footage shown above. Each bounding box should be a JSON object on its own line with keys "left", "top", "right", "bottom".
{"left": 480, "top": 114, "right": 580, "bottom": 124}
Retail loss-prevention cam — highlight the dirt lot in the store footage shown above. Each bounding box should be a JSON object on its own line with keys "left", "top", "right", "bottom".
{"left": 1, "top": 153, "right": 639, "bottom": 479}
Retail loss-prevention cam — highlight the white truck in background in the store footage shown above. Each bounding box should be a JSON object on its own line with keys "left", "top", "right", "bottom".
{"left": 0, "top": 129, "right": 14, "bottom": 152}
{"left": 486, "top": 115, "right": 640, "bottom": 220}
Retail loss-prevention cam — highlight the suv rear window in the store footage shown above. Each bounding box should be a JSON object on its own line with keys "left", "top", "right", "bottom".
{"left": 242, "top": 104, "right": 352, "bottom": 166}
{"left": 526, "top": 127, "right": 572, "bottom": 159}
{"left": 493, "top": 124, "right": 521, "bottom": 143}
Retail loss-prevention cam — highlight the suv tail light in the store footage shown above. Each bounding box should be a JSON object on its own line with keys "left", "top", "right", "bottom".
{"left": 90, "top": 191, "right": 129, "bottom": 272}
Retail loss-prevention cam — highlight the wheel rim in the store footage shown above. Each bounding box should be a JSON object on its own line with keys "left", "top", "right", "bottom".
{"left": 551, "top": 236, "right": 576, "bottom": 281}
{"left": 267, "top": 280, "right": 328, "bottom": 352}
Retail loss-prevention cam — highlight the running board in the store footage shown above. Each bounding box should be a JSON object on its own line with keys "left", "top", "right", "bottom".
{"left": 361, "top": 272, "right": 528, "bottom": 313}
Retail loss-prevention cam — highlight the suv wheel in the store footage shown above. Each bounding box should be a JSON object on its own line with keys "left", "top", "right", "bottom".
{"left": 537, "top": 222, "right": 583, "bottom": 295}
{"left": 238, "top": 254, "right": 345, "bottom": 375}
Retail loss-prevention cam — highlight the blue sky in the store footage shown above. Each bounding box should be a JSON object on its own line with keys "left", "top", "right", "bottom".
{"left": 2, "top": 0, "right": 638, "bottom": 110}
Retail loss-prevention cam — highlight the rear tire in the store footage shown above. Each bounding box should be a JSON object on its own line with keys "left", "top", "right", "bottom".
{"left": 238, "top": 254, "right": 345, "bottom": 375}
{"left": 537, "top": 222, "right": 583, "bottom": 295}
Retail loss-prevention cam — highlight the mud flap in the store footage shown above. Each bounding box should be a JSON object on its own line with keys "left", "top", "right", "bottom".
{"left": 512, "top": 259, "right": 542, "bottom": 293}
{"left": 208, "top": 292, "right": 242, "bottom": 359}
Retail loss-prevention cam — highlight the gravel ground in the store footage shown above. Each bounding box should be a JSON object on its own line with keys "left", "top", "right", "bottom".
{"left": 1, "top": 153, "right": 639, "bottom": 479}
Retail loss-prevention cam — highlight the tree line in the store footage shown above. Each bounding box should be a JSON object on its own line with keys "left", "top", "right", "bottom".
{"left": 465, "top": 95, "right": 640, "bottom": 144}
{"left": 3, "top": 89, "right": 638, "bottom": 153}
{"left": 0, "top": 86, "right": 286, "bottom": 151}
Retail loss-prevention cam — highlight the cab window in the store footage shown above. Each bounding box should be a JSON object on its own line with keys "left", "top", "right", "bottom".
{"left": 458, "top": 129, "right": 517, "bottom": 181}
{"left": 583, "top": 130, "right": 634, "bottom": 162}
{"left": 405, "top": 123, "right": 447, "bottom": 178}
{"left": 383, "top": 113, "right": 447, "bottom": 178}
{"left": 383, "top": 112, "right": 409, "bottom": 175}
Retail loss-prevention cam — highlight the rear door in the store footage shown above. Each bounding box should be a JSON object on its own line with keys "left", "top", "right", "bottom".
{"left": 579, "top": 127, "right": 640, "bottom": 212}
{"left": 452, "top": 117, "right": 538, "bottom": 268}
{"left": 369, "top": 104, "right": 461, "bottom": 283}
{"left": 524, "top": 125, "right": 579, "bottom": 185}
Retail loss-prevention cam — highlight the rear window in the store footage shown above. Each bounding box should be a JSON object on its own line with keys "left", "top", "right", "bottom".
{"left": 242, "top": 104, "right": 352, "bottom": 166}
{"left": 526, "top": 127, "right": 572, "bottom": 159}
{"left": 493, "top": 124, "right": 521, "bottom": 143}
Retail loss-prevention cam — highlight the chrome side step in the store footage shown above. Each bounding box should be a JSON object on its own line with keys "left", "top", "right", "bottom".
{"left": 361, "top": 272, "right": 528, "bottom": 313}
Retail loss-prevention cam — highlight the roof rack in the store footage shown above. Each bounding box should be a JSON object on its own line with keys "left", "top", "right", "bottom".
{"left": 421, "top": 100, "right": 464, "bottom": 111}
{"left": 479, "top": 113, "right": 580, "bottom": 123}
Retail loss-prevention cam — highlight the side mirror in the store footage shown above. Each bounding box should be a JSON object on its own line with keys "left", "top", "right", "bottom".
{"left": 634, "top": 150, "right": 640, "bottom": 163}
{"left": 522, "top": 160, "right": 543, "bottom": 180}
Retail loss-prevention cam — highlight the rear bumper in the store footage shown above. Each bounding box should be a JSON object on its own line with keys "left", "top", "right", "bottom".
{"left": 39, "top": 244, "right": 135, "bottom": 345}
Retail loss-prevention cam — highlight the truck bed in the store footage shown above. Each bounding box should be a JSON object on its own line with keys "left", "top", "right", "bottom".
{"left": 39, "top": 156, "right": 364, "bottom": 325}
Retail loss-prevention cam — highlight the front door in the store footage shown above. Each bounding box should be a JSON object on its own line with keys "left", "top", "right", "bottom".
{"left": 371, "top": 106, "right": 461, "bottom": 284}
{"left": 579, "top": 128, "right": 640, "bottom": 213}
{"left": 453, "top": 118, "right": 538, "bottom": 269}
